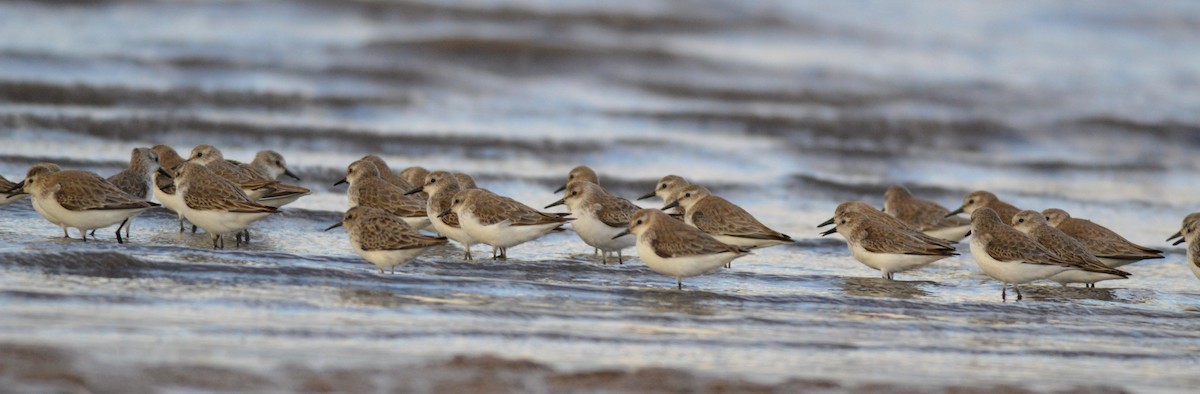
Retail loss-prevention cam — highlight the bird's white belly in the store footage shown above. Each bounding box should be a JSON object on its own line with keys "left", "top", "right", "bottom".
{"left": 1047, "top": 269, "right": 1125, "bottom": 284}
{"left": 635, "top": 236, "right": 739, "bottom": 278}
{"left": 571, "top": 213, "right": 634, "bottom": 252}
{"left": 41, "top": 194, "right": 146, "bottom": 231}
{"left": 31, "top": 196, "right": 64, "bottom": 227}
{"left": 459, "top": 211, "right": 558, "bottom": 248}
{"left": 848, "top": 243, "right": 944, "bottom": 274}
{"left": 183, "top": 207, "right": 270, "bottom": 235}
{"left": 1095, "top": 257, "right": 1141, "bottom": 268}
{"left": 352, "top": 240, "right": 427, "bottom": 272}
{"left": 925, "top": 225, "right": 970, "bottom": 242}
{"left": 970, "top": 237, "right": 1068, "bottom": 284}
{"left": 428, "top": 211, "right": 475, "bottom": 248}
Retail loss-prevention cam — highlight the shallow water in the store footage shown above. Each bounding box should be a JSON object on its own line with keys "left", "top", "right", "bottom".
{"left": 1, "top": 0, "right": 1199, "bottom": 392}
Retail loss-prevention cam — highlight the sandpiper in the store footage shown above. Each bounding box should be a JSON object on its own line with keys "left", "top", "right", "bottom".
{"left": 441, "top": 189, "right": 568, "bottom": 259}
{"left": 968, "top": 207, "right": 1076, "bottom": 301}
{"left": 151, "top": 145, "right": 190, "bottom": 232}
{"left": 406, "top": 170, "right": 477, "bottom": 259}
{"left": 19, "top": 169, "right": 159, "bottom": 243}
{"left": 664, "top": 185, "right": 792, "bottom": 253}
{"left": 358, "top": 155, "right": 417, "bottom": 191}
{"left": 5, "top": 164, "right": 66, "bottom": 237}
{"left": 819, "top": 202, "right": 956, "bottom": 250}
{"left": 883, "top": 185, "right": 971, "bottom": 242}
{"left": 553, "top": 165, "right": 598, "bottom": 193}
{"left": 1011, "top": 210, "right": 1130, "bottom": 288}
{"left": 1043, "top": 208, "right": 1163, "bottom": 267}
{"left": 614, "top": 209, "right": 748, "bottom": 289}
{"left": 948, "top": 190, "right": 1021, "bottom": 224}
{"left": 821, "top": 211, "right": 957, "bottom": 280}
{"left": 546, "top": 180, "right": 639, "bottom": 264}
{"left": 174, "top": 162, "right": 277, "bottom": 249}
{"left": 1175, "top": 221, "right": 1200, "bottom": 280}
{"left": 238, "top": 150, "right": 301, "bottom": 181}
{"left": 1167, "top": 212, "right": 1200, "bottom": 244}
{"left": 325, "top": 206, "right": 448, "bottom": 274}
{"left": 105, "top": 147, "right": 161, "bottom": 239}
{"left": 335, "top": 160, "right": 430, "bottom": 230}
{"left": 638, "top": 175, "right": 689, "bottom": 215}
{"left": 186, "top": 145, "right": 310, "bottom": 206}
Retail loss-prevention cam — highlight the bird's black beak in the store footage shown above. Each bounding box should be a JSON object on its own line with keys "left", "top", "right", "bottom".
{"left": 612, "top": 229, "right": 632, "bottom": 239}
{"left": 157, "top": 167, "right": 173, "bottom": 178}
{"left": 1167, "top": 231, "right": 1183, "bottom": 242}
{"left": 820, "top": 227, "right": 838, "bottom": 236}
{"left": 404, "top": 186, "right": 424, "bottom": 196}
{"left": 945, "top": 207, "right": 965, "bottom": 218}
{"left": 324, "top": 222, "right": 344, "bottom": 232}
{"left": 1173, "top": 238, "right": 1186, "bottom": 246}
{"left": 2, "top": 181, "right": 23, "bottom": 195}
{"left": 334, "top": 178, "right": 347, "bottom": 186}
{"left": 545, "top": 198, "right": 565, "bottom": 209}
{"left": 818, "top": 217, "right": 834, "bottom": 228}
{"left": 964, "top": 230, "right": 972, "bottom": 237}
{"left": 661, "top": 201, "right": 679, "bottom": 210}
{"left": 283, "top": 168, "right": 301, "bottom": 181}
{"left": 637, "top": 191, "right": 656, "bottom": 200}
{"left": 437, "top": 209, "right": 452, "bottom": 218}
{"left": 553, "top": 184, "right": 566, "bottom": 194}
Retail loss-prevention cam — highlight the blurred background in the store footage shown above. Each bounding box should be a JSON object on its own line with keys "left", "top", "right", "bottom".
{"left": 1, "top": 1, "right": 1198, "bottom": 392}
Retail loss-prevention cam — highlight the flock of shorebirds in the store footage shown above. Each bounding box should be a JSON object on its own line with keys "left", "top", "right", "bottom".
{"left": 2, "top": 145, "right": 1197, "bottom": 300}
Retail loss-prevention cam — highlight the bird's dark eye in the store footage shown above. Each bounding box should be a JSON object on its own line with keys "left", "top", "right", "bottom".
{"left": 1018, "top": 219, "right": 1024, "bottom": 223}
{"left": 841, "top": 219, "right": 846, "bottom": 224}
{"left": 1044, "top": 216, "right": 1050, "bottom": 221}
{"left": 636, "top": 220, "right": 643, "bottom": 225}
{"left": 968, "top": 199, "right": 974, "bottom": 204}
{"left": 685, "top": 193, "right": 691, "bottom": 197}
{"left": 431, "top": 179, "right": 437, "bottom": 183}
{"left": 275, "top": 161, "right": 281, "bottom": 165}
{"left": 571, "top": 191, "right": 578, "bottom": 196}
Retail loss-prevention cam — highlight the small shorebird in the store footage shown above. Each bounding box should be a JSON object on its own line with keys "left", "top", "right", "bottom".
{"left": 883, "top": 185, "right": 971, "bottom": 242}
{"left": 18, "top": 168, "right": 159, "bottom": 243}
{"left": 174, "top": 163, "right": 277, "bottom": 249}
{"left": 614, "top": 209, "right": 748, "bottom": 290}
{"left": 407, "top": 170, "right": 477, "bottom": 259}
{"left": 104, "top": 147, "right": 161, "bottom": 239}
{"left": 336, "top": 160, "right": 429, "bottom": 230}
{"left": 186, "top": 145, "right": 310, "bottom": 207}
{"left": 5, "top": 163, "right": 67, "bottom": 237}
{"left": 360, "top": 155, "right": 418, "bottom": 191}
{"left": 1167, "top": 212, "right": 1200, "bottom": 244}
{"left": 441, "top": 189, "right": 568, "bottom": 259}
{"left": 1174, "top": 221, "right": 1200, "bottom": 280}
{"left": 237, "top": 150, "right": 301, "bottom": 181}
{"left": 151, "top": 145, "right": 191, "bottom": 232}
{"left": 637, "top": 175, "right": 688, "bottom": 214}
{"left": 546, "top": 180, "right": 638, "bottom": 264}
{"left": 1011, "top": 210, "right": 1130, "bottom": 288}
{"left": 968, "top": 208, "right": 1076, "bottom": 301}
{"left": 821, "top": 211, "right": 957, "bottom": 280}
{"left": 325, "top": 206, "right": 448, "bottom": 274}
{"left": 820, "top": 202, "right": 956, "bottom": 250}
{"left": 664, "top": 185, "right": 792, "bottom": 253}
{"left": 400, "top": 166, "right": 430, "bottom": 200}
{"left": 948, "top": 190, "right": 1021, "bottom": 224}
{"left": 1043, "top": 208, "right": 1163, "bottom": 267}
{"left": 553, "top": 165, "right": 599, "bottom": 193}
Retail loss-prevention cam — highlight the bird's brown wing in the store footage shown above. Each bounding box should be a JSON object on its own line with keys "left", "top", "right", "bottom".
{"left": 595, "top": 197, "right": 640, "bottom": 228}
{"left": 356, "top": 216, "right": 448, "bottom": 251}
{"left": 648, "top": 220, "right": 746, "bottom": 259}
{"left": 476, "top": 195, "right": 565, "bottom": 227}
{"left": 357, "top": 180, "right": 426, "bottom": 218}
{"left": 106, "top": 170, "right": 149, "bottom": 199}
{"left": 54, "top": 172, "right": 156, "bottom": 211}
{"left": 689, "top": 197, "right": 790, "bottom": 241}
{"left": 859, "top": 222, "right": 956, "bottom": 256}
{"left": 1060, "top": 219, "right": 1163, "bottom": 258}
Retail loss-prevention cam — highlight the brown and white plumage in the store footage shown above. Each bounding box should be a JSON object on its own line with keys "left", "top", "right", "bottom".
{"left": 237, "top": 150, "right": 301, "bottom": 181}
{"left": 951, "top": 190, "right": 1021, "bottom": 224}
{"left": 883, "top": 185, "right": 971, "bottom": 242}
{"left": 1011, "top": 210, "right": 1130, "bottom": 286}
{"left": 411, "top": 170, "right": 477, "bottom": 259}
{"left": 453, "top": 172, "right": 477, "bottom": 190}
{"left": 969, "top": 208, "right": 1077, "bottom": 301}
{"left": 637, "top": 175, "right": 689, "bottom": 215}
{"left": 360, "top": 155, "right": 418, "bottom": 191}
{"left": 175, "top": 162, "right": 277, "bottom": 248}
{"left": 187, "top": 145, "right": 310, "bottom": 205}
{"left": 448, "top": 188, "right": 568, "bottom": 258}
{"left": 553, "top": 165, "right": 599, "bottom": 193}
{"left": 327, "top": 206, "right": 447, "bottom": 274}
{"left": 622, "top": 209, "right": 748, "bottom": 289}
{"left": 1043, "top": 208, "right": 1163, "bottom": 267}
{"left": 25, "top": 169, "right": 158, "bottom": 242}
{"left": 668, "top": 185, "right": 792, "bottom": 251}
{"left": 340, "top": 160, "right": 429, "bottom": 230}
{"left": 825, "top": 210, "right": 956, "bottom": 280}
{"left": 548, "top": 181, "right": 638, "bottom": 263}
{"left": 151, "top": 145, "right": 193, "bottom": 232}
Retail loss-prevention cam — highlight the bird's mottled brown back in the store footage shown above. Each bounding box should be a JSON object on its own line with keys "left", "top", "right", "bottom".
{"left": 1057, "top": 218, "right": 1162, "bottom": 258}
{"left": 689, "top": 195, "right": 788, "bottom": 241}
{"left": 351, "top": 177, "right": 426, "bottom": 218}
{"left": 50, "top": 171, "right": 155, "bottom": 211}
{"left": 644, "top": 215, "right": 745, "bottom": 259}
{"left": 853, "top": 219, "right": 955, "bottom": 256}
{"left": 471, "top": 192, "right": 566, "bottom": 227}
{"left": 352, "top": 214, "right": 448, "bottom": 251}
